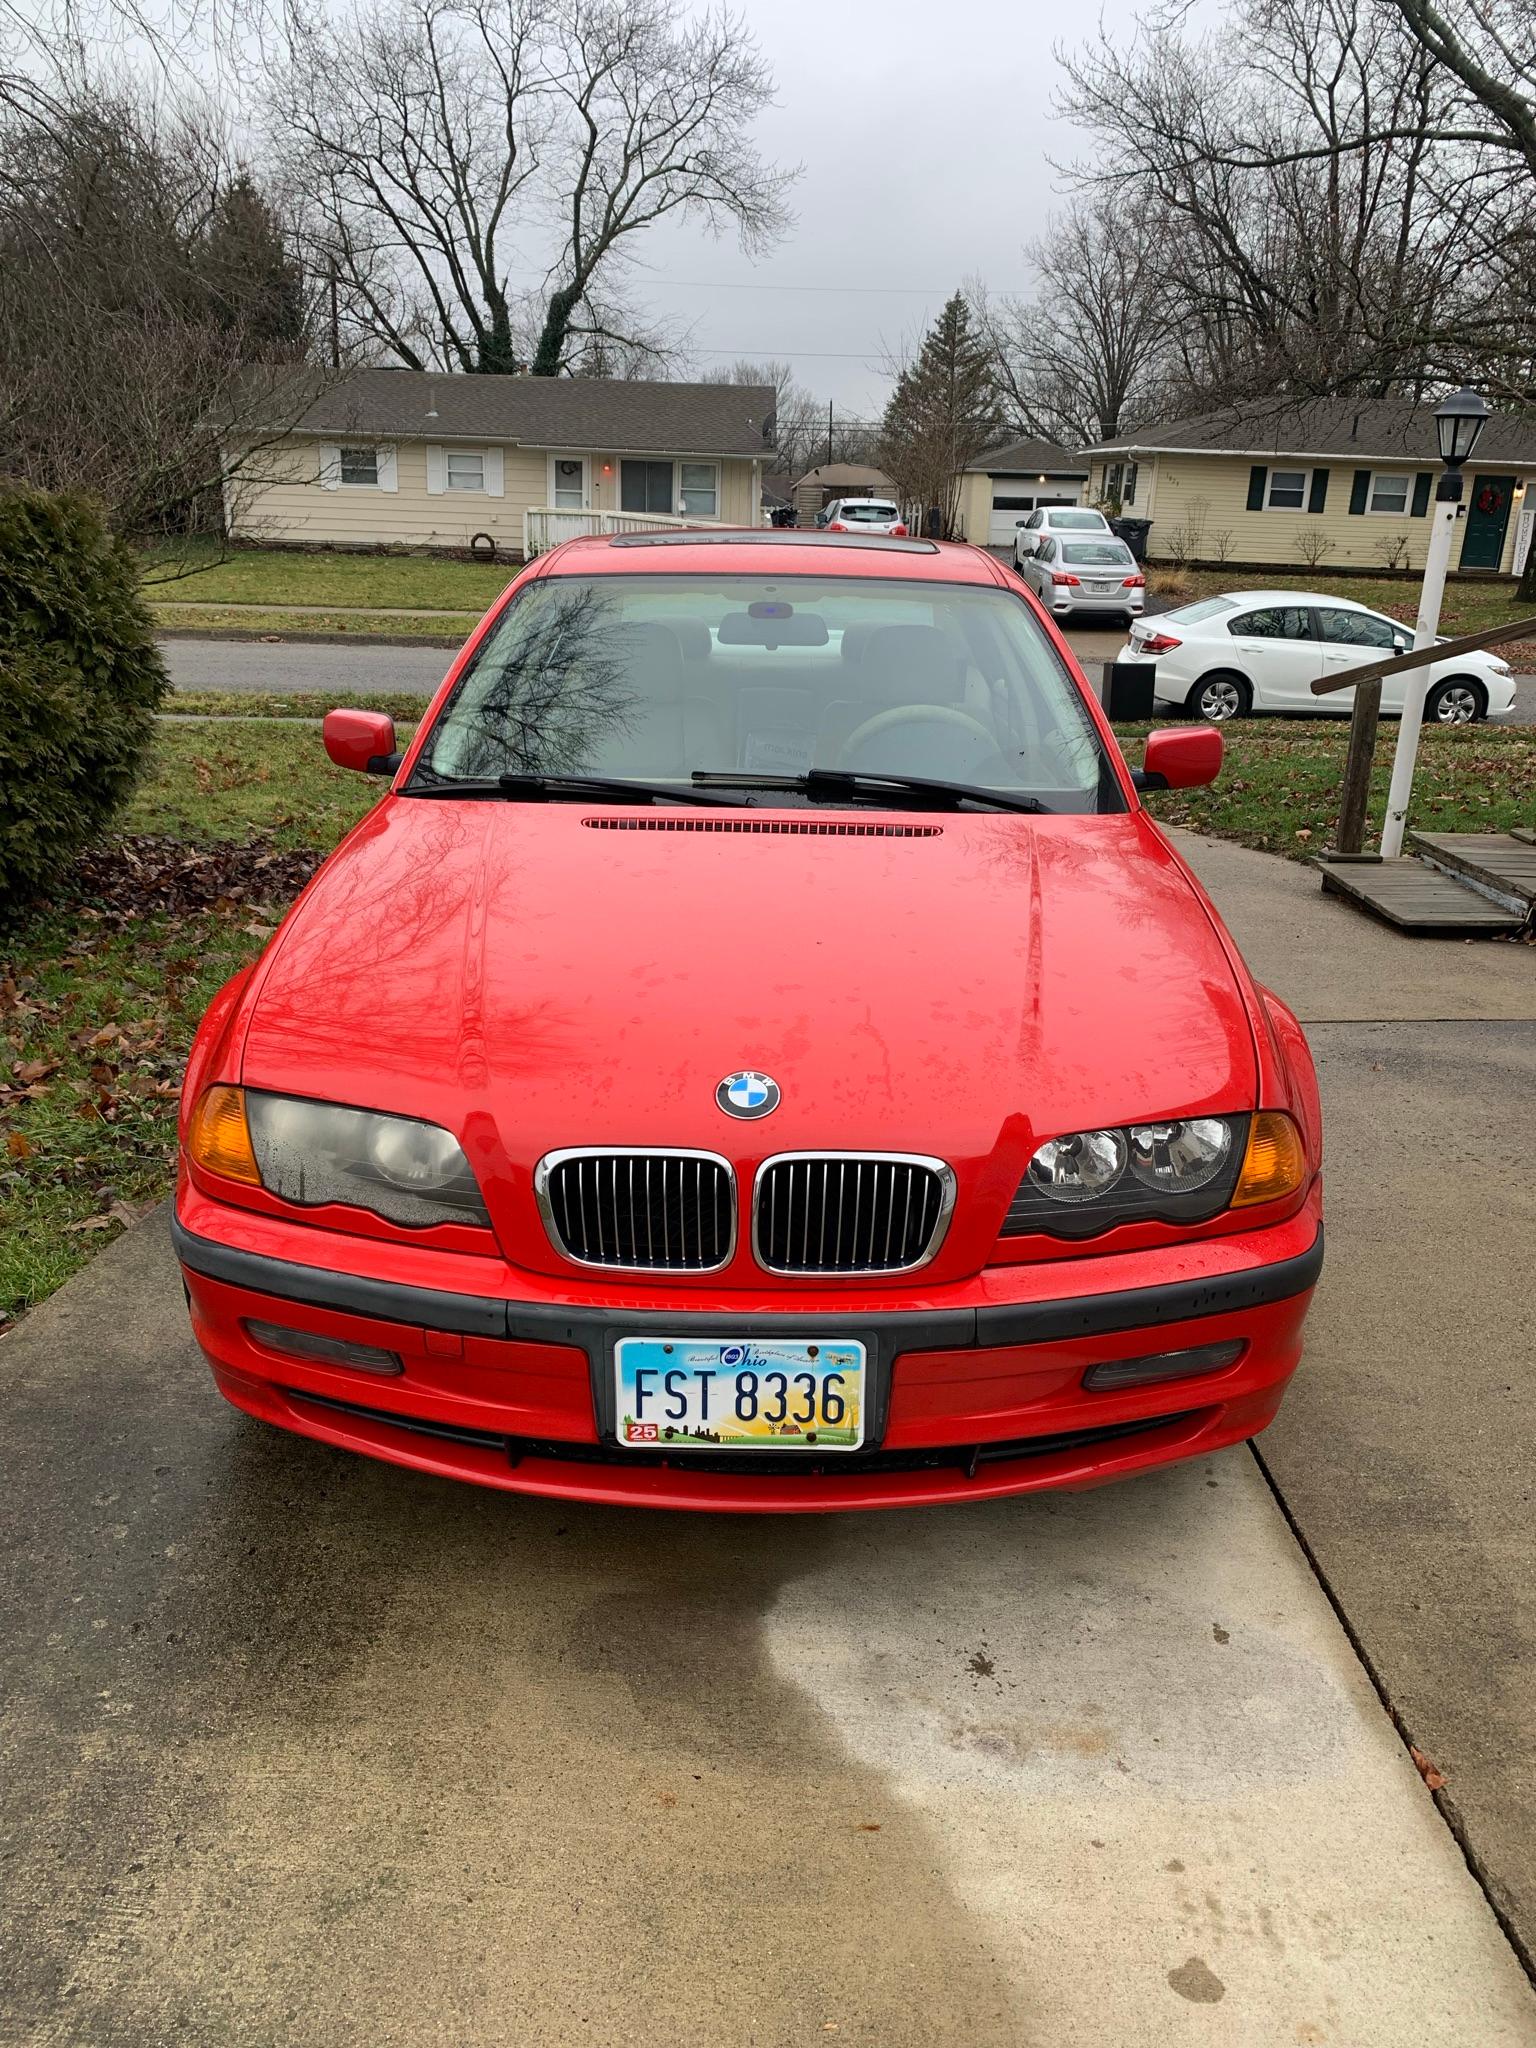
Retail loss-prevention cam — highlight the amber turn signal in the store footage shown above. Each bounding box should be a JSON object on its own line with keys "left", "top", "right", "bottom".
{"left": 1232, "top": 1110, "right": 1307, "bottom": 1207}
{"left": 187, "top": 1083, "right": 262, "bottom": 1186}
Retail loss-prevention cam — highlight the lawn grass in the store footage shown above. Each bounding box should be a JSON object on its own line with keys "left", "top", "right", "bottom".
{"left": 3, "top": 711, "right": 1531, "bottom": 1321}
{"left": 140, "top": 542, "right": 513, "bottom": 612}
{"left": 124, "top": 722, "right": 388, "bottom": 846}
{"left": 1148, "top": 566, "right": 1536, "bottom": 665}
{"left": 1130, "top": 718, "right": 1536, "bottom": 855}
{"left": 152, "top": 604, "right": 476, "bottom": 641}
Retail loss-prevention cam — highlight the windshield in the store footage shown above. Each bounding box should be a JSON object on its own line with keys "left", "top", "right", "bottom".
{"left": 1161, "top": 596, "right": 1239, "bottom": 625}
{"left": 413, "top": 574, "right": 1122, "bottom": 812}
{"left": 1049, "top": 511, "right": 1108, "bottom": 530}
{"left": 1061, "top": 542, "right": 1134, "bottom": 567}
{"left": 838, "top": 503, "right": 899, "bottom": 522}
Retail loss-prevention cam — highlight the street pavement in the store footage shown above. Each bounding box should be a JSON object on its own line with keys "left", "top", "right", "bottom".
{"left": 159, "top": 630, "right": 1536, "bottom": 722}
{"left": 4, "top": 833, "right": 1536, "bottom": 2041}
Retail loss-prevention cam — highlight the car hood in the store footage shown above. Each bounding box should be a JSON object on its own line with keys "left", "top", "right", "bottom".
{"left": 240, "top": 797, "right": 1255, "bottom": 1171}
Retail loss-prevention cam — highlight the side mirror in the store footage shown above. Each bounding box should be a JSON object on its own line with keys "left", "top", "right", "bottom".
{"left": 324, "top": 708, "right": 399, "bottom": 776}
{"left": 1135, "top": 725, "right": 1222, "bottom": 791}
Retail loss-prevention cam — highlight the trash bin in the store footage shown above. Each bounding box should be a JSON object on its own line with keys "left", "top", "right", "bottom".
{"left": 1102, "top": 659, "right": 1155, "bottom": 721}
{"left": 1111, "top": 516, "right": 1152, "bottom": 562}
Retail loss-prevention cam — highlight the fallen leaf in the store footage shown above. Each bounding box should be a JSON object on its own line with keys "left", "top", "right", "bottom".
{"left": 13, "top": 1059, "right": 57, "bottom": 1084}
{"left": 5, "top": 1131, "right": 32, "bottom": 1160}
{"left": 1410, "top": 1745, "right": 1446, "bottom": 1792}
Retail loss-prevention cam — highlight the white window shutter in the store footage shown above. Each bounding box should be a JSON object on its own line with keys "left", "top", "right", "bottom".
{"left": 426, "top": 444, "right": 445, "bottom": 495}
{"left": 318, "top": 443, "right": 341, "bottom": 490}
{"left": 483, "top": 447, "right": 504, "bottom": 498}
{"left": 377, "top": 444, "right": 398, "bottom": 493}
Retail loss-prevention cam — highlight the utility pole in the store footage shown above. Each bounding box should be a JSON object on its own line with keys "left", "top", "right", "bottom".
{"left": 327, "top": 256, "right": 340, "bottom": 370}
{"left": 826, "top": 399, "right": 833, "bottom": 468}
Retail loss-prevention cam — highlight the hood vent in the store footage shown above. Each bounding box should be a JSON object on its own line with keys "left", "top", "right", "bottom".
{"left": 582, "top": 817, "right": 941, "bottom": 838}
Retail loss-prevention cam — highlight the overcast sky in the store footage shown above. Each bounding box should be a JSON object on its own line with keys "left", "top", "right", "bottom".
{"left": 627, "top": 0, "right": 1154, "bottom": 419}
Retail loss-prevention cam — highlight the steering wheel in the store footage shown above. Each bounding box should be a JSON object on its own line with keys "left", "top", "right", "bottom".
{"left": 836, "top": 704, "right": 999, "bottom": 775}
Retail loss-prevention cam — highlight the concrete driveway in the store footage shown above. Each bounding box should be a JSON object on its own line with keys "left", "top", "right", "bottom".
{"left": 4, "top": 835, "right": 1535, "bottom": 2045}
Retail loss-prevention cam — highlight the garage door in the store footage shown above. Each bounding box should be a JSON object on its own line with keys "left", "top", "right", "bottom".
{"left": 988, "top": 493, "right": 1036, "bottom": 548}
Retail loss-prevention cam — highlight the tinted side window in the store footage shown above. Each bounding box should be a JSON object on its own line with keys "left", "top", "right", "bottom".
{"left": 1316, "top": 608, "right": 1396, "bottom": 649}
{"left": 1230, "top": 606, "right": 1313, "bottom": 641}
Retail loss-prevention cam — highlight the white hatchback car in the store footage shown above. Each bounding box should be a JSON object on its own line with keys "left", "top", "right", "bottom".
{"left": 1121, "top": 591, "right": 1516, "bottom": 724}
{"left": 823, "top": 497, "right": 908, "bottom": 538}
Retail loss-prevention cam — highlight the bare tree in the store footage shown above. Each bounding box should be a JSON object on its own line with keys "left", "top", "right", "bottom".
{"left": 269, "top": 0, "right": 793, "bottom": 378}
{"left": 0, "top": 80, "right": 320, "bottom": 548}
{"left": 972, "top": 195, "right": 1175, "bottom": 445}
{"left": 1057, "top": 0, "right": 1532, "bottom": 410}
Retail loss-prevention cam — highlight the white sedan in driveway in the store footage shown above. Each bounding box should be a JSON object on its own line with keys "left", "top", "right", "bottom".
{"left": 1120, "top": 590, "right": 1516, "bottom": 723}
{"left": 1012, "top": 505, "right": 1113, "bottom": 569}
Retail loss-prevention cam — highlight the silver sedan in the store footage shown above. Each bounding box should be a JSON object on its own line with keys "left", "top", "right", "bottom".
{"left": 1016, "top": 535, "right": 1146, "bottom": 624}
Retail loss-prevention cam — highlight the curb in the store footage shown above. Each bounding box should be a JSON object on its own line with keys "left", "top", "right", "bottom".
{"left": 155, "top": 628, "right": 465, "bottom": 650}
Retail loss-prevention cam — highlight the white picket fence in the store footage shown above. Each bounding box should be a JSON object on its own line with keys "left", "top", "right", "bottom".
{"left": 522, "top": 507, "right": 725, "bottom": 556}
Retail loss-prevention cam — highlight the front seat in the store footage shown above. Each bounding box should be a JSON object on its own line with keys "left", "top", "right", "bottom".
{"left": 816, "top": 623, "right": 969, "bottom": 764}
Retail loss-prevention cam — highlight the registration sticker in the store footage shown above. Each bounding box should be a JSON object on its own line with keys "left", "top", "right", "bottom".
{"left": 612, "top": 1338, "right": 866, "bottom": 1452}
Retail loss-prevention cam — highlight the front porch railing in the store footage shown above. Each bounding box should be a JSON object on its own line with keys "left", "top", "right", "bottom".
{"left": 522, "top": 507, "right": 725, "bottom": 556}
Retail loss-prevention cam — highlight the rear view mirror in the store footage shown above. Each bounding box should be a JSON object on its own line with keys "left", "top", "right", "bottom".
{"left": 1135, "top": 725, "right": 1222, "bottom": 790}
{"left": 324, "top": 708, "right": 399, "bottom": 776}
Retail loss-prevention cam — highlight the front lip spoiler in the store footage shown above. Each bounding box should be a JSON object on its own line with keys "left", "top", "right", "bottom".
{"left": 171, "top": 1214, "right": 1323, "bottom": 1353}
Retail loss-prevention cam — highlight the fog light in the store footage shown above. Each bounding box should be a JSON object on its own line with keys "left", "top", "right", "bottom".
{"left": 244, "top": 1319, "right": 403, "bottom": 1375}
{"left": 1082, "top": 1339, "right": 1244, "bottom": 1392}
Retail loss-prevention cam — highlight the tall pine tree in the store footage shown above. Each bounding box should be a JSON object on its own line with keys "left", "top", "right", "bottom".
{"left": 880, "top": 293, "right": 1003, "bottom": 539}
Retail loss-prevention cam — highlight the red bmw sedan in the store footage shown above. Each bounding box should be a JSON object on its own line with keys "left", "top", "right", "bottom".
{"left": 175, "top": 529, "right": 1322, "bottom": 1512}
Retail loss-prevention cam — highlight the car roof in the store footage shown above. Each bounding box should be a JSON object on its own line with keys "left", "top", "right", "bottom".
{"left": 536, "top": 529, "right": 1005, "bottom": 584}
{"left": 1217, "top": 589, "right": 1379, "bottom": 609}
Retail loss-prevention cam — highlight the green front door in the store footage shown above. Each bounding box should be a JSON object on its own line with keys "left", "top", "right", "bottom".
{"left": 1461, "top": 474, "right": 1515, "bottom": 570}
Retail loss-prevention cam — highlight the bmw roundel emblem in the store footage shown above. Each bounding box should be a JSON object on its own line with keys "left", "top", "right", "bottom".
{"left": 716, "top": 1070, "right": 780, "bottom": 1120}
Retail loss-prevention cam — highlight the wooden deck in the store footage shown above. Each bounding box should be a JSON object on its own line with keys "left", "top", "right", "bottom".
{"left": 1409, "top": 832, "right": 1536, "bottom": 914}
{"left": 1315, "top": 855, "right": 1528, "bottom": 934}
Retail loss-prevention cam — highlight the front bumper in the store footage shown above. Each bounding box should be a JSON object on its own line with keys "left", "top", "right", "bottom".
{"left": 174, "top": 1192, "right": 1322, "bottom": 1513}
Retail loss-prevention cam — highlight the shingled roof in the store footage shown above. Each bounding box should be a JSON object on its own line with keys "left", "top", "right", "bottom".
{"left": 1082, "top": 396, "right": 1536, "bottom": 465}
{"left": 242, "top": 366, "right": 777, "bottom": 457}
{"left": 965, "top": 437, "right": 1087, "bottom": 475}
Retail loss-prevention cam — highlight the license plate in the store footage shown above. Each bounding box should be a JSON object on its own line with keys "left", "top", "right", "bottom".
{"left": 613, "top": 1337, "right": 866, "bottom": 1451}
{"left": 1087, "top": 582, "right": 1114, "bottom": 594}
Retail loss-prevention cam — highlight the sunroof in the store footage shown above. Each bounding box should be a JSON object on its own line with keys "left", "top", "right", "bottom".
{"left": 607, "top": 529, "right": 940, "bottom": 554}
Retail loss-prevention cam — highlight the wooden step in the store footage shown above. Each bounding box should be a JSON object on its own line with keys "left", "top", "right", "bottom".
{"left": 1407, "top": 831, "right": 1536, "bottom": 913}
{"left": 1316, "top": 855, "right": 1527, "bottom": 934}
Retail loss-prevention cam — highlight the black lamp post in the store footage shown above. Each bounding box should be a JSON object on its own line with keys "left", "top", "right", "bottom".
{"left": 1432, "top": 387, "right": 1490, "bottom": 497}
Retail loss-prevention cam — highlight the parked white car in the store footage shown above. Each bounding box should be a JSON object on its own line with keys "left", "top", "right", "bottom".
{"left": 1120, "top": 590, "right": 1516, "bottom": 724}
{"left": 823, "top": 497, "right": 908, "bottom": 537}
{"left": 1017, "top": 533, "right": 1145, "bottom": 624}
{"left": 1012, "top": 505, "right": 1113, "bottom": 568}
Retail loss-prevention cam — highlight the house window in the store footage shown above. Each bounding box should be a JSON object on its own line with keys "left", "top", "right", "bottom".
{"left": 680, "top": 462, "right": 718, "bottom": 519}
{"left": 621, "top": 460, "right": 675, "bottom": 514}
{"left": 1367, "top": 471, "right": 1411, "bottom": 515}
{"left": 1123, "top": 462, "right": 1138, "bottom": 505}
{"left": 552, "top": 459, "right": 586, "bottom": 509}
{"left": 1263, "top": 469, "right": 1308, "bottom": 510}
{"left": 339, "top": 446, "right": 379, "bottom": 488}
{"left": 445, "top": 450, "right": 485, "bottom": 493}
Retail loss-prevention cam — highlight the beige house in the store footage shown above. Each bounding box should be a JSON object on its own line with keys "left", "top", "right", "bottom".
{"left": 953, "top": 438, "right": 1088, "bottom": 548}
{"left": 223, "top": 367, "right": 774, "bottom": 558}
{"left": 1081, "top": 398, "right": 1536, "bottom": 576}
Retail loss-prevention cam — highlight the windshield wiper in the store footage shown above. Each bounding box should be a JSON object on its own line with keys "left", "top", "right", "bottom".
{"left": 409, "top": 773, "right": 737, "bottom": 808}
{"left": 691, "top": 769, "right": 1053, "bottom": 815}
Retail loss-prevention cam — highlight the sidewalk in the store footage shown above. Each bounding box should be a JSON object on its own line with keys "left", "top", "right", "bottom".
{"left": 1172, "top": 828, "right": 1536, "bottom": 1969}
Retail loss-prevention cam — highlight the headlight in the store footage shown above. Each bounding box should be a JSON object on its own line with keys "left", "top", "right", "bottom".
{"left": 1128, "top": 1118, "right": 1231, "bottom": 1193}
{"left": 1006, "top": 1113, "right": 1259, "bottom": 1239}
{"left": 239, "top": 1092, "right": 489, "bottom": 1229}
{"left": 1027, "top": 1129, "right": 1127, "bottom": 1202}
